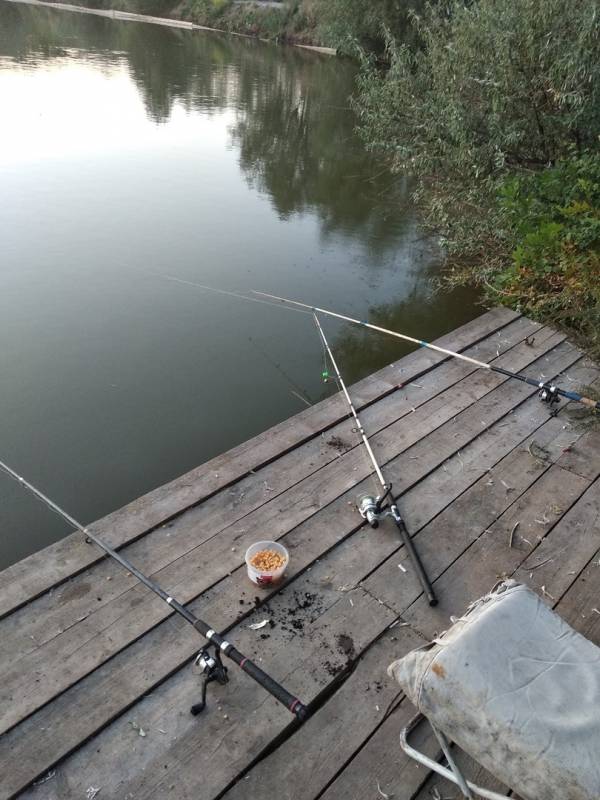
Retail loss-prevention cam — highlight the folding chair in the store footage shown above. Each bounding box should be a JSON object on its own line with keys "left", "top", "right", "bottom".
{"left": 388, "top": 581, "right": 600, "bottom": 800}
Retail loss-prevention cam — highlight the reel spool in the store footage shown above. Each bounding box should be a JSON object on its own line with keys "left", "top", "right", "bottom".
{"left": 357, "top": 494, "right": 381, "bottom": 528}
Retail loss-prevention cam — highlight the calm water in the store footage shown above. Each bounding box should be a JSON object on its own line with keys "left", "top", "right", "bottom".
{"left": 0, "top": 2, "right": 479, "bottom": 568}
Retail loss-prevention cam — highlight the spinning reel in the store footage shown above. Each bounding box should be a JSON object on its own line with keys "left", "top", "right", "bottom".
{"left": 538, "top": 383, "right": 560, "bottom": 407}
{"left": 190, "top": 644, "right": 229, "bottom": 715}
{"left": 357, "top": 485, "right": 393, "bottom": 529}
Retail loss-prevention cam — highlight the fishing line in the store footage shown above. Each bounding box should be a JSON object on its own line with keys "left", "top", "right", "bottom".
{"left": 159, "top": 275, "right": 316, "bottom": 405}
{"left": 314, "top": 314, "right": 381, "bottom": 499}
{"left": 311, "top": 314, "right": 436, "bottom": 606}
{"left": 0, "top": 458, "right": 307, "bottom": 720}
{"left": 252, "top": 291, "right": 599, "bottom": 411}
{"left": 247, "top": 336, "right": 313, "bottom": 407}
{"left": 159, "top": 275, "right": 312, "bottom": 316}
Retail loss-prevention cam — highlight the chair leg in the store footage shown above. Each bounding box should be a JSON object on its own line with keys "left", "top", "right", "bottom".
{"left": 430, "top": 723, "right": 474, "bottom": 798}
{"left": 399, "top": 713, "right": 510, "bottom": 800}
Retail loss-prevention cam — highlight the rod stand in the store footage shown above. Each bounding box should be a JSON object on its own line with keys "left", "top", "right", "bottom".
{"left": 190, "top": 645, "right": 229, "bottom": 716}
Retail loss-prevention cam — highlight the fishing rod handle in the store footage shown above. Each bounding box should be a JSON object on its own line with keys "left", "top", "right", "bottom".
{"left": 391, "top": 505, "right": 437, "bottom": 607}
{"left": 232, "top": 649, "right": 308, "bottom": 721}
{"left": 194, "top": 623, "right": 307, "bottom": 720}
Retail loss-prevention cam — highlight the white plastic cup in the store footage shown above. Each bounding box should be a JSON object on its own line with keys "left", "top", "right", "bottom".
{"left": 245, "top": 540, "right": 289, "bottom": 586}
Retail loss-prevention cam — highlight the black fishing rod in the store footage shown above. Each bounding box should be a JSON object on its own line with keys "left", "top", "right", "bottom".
{"left": 312, "top": 313, "right": 437, "bottom": 606}
{"left": 254, "top": 292, "right": 600, "bottom": 412}
{"left": 0, "top": 459, "right": 307, "bottom": 720}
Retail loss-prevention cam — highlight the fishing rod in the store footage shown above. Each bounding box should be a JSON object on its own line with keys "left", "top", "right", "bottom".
{"left": 312, "top": 313, "right": 437, "bottom": 607}
{"left": 254, "top": 292, "right": 599, "bottom": 411}
{"left": 0, "top": 459, "right": 307, "bottom": 721}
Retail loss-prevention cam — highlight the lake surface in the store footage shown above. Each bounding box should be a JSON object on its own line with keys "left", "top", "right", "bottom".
{"left": 0, "top": 1, "right": 479, "bottom": 568}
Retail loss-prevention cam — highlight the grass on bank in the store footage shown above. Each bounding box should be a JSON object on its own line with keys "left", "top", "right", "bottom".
{"left": 445, "top": 154, "right": 600, "bottom": 360}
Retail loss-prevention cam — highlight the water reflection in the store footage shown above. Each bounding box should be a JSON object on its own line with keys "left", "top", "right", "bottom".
{"left": 330, "top": 281, "right": 481, "bottom": 386}
{"left": 229, "top": 57, "right": 409, "bottom": 253}
{"left": 1, "top": 2, "right": 404, "bottom": 257}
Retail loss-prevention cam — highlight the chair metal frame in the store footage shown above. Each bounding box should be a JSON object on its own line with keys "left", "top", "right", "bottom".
{"left": 400, "top": 712, "right": 510, "bottom": 800}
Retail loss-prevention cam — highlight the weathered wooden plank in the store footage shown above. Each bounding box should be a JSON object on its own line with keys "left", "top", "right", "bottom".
{"left": 10, "top": 360, "right": 592, "bottom": 800}
{"left": 513, "top": 475, "right": 600, "bottom": 604}
{"left": 319, "top": 443, "right": 600, "bottom": 800}
{"left": 403, "top": 457, "right": 596, "bottom": 639}
{"left": 221, "top": 633, "right": 437, "bottom": 800}
{"left": 0, "top": 308, "right": 519, "bottom": 618}
{"left": 390, "top": 337, "right": 587, "bottom": 527}
{"left": 400, "top": 366, "right": 600, "bottom": 532}
{"left": 554, "top": 544, "right": 600, "bottom": 644}
{"left": 362, "top": 419, "right": 595, "bottom": 618}
{"left": 0, "top": 346, "right": 586, "bottom": 800}
{"left": 316, "top": 701, "right": 440, "bottom": 800}
{"left": 0, "top": 329, "right": 570, "bottom": 734}
{"left": 410, "top": 745, "right": 509, "bottom": 800}
{"left": 0, "top": 315, "right": 543, "bottom": 671}
{"left": 317, "top": 702, "right": 507, "bottom": 800}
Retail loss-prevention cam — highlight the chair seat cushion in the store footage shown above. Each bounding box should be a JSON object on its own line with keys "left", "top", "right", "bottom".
{"left": 388, "top": 581, "right": 600, "bottom": 800}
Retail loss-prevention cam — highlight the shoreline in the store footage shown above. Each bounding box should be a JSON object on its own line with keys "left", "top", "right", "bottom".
{"left": 2, "top": 0, "right": 338, "bottom": 55}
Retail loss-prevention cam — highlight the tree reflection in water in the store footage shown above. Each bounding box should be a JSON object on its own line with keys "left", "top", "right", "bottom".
{"left": 1, "top": 2, "right": 411, "bottom": 259}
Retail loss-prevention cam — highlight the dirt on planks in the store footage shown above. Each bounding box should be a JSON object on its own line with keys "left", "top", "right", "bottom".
{"left": 237, "top": 588, "right": 360, "bottom": 677}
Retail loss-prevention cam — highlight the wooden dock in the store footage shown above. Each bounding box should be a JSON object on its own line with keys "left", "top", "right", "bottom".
{"left": 1, "top": 307, "right": 599, "bottom": 800}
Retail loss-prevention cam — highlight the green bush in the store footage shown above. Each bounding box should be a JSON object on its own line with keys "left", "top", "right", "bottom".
{"left": 356, "top": 0, "right": 600, "bottom": 179}
{"left": 314, "top": 0, "right": 422, "bottom": 54}
{"left": 184, "top": 1, "right": 309, "bottom": 41}
{"left": 355, "top": 0, "right": 600, "bottom": 357}
{"left": 491, "top": 154, "right": 600, "bottom": 356}
{"left": 184, "top": 0, "right": 233, "bottom": 25}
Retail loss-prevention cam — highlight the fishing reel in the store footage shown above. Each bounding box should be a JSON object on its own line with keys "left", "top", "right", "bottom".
{"left": 357, "top": 485, "right": 393, "bottom": 529}
{"left": 538, "top": 383, "right": 560, "bottom": 407}
{"left": 190, "top": 644, "right": 229, "bottom": 716}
